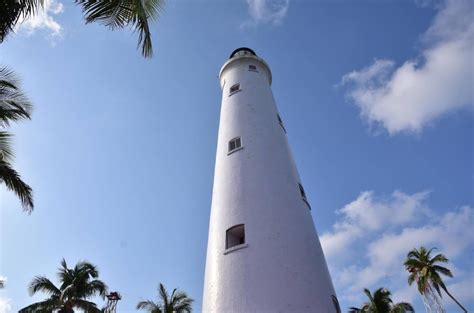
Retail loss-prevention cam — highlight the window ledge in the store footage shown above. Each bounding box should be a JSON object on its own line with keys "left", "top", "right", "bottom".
{"left": 229, "top": 89, "right": 242, "bottom": 97}
{"left": 224, "top": 243, "right": 248, "bottom": 255}
{"left": 227, "top": 146, "right": 244, "bottom": 155}
{"left": 248, "top": 69, "right": 259, "bottom": 73}
{"left": 302, "top": 198, "right": 311, "bottom": 210}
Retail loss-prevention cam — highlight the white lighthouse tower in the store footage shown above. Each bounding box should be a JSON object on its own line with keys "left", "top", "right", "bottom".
{"left": 202, "top": 48, "right": 340, "bottom": 313}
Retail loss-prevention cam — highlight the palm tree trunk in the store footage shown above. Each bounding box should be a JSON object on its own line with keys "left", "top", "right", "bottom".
{"left": 442, "top": 286, "right": 468, "bottom": 313}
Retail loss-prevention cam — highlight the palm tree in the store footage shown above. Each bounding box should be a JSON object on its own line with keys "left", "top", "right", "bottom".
{"left": 0, "top": 66, "right": 33, "bottom": 212}
{"left": 404, "top": 246, "right": 467, "bottom": 313}
{"left": 19, "top": 258, "right": 108, "bottom": 312}
{"left": 137, "top": 283, "right": 193, "bottom": 313}
{"left": 349, "top": 287, "right": 415, "bottom": 313}
{"left": 1, "top": 0, "right": 163, "bottom": 58}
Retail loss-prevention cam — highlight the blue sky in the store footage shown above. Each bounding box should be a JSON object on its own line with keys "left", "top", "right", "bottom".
{"left": 1, "top": 0, "right": 473, "bottom": 312}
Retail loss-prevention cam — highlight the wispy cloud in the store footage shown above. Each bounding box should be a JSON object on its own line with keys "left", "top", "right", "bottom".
{"left": 17, "top": 0, "right": 64, "bottom": 41}
{"left": 320, "top": 190, "right": 474, "bottom": 310}
{"left": 0, "top": 297, "right": 11, "bottom": 313}
{"left": 242, "top": 0, "right": 290, "bottom": 28}
{"left": 339, "top": 0, "right": 474, "bottom": 135}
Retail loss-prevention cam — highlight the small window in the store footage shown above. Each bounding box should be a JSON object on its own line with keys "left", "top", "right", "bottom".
{"left": 277, "top": 114, "right": 286, "bottom": 133}
{"left": 229, "top": 83, "right": 240, "bottom": 95}
{"left": 226, "top": 224, "right": 245, "bottom": 249}
{"left": 248, "top": 64, "right": 257, "bottom": 71}
{"left": 332, "top": 295, "right": 341, "bottom": 313}
{"left": 299, "top": 183, "right": 311, "bottom": 209}
{"left": 228, "top": 137, "right": 242, "bottom": 154}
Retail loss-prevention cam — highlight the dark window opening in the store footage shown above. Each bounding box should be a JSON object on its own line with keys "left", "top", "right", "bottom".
{"left": 299, "top": 183, "right": 311, "bottom": 209}
{"left": 277, "top": 114, "right": 286, "bottom": 133}
{"left": 230, "top": 83, "right": 240, "bottom": 94}
{"left": 226, "top": 224, "right": 245, "bottom": 249}
{"left": 249, "top": 64, "right": 257, "bottom": 71}
{"left": 228, "top": 137, "right": 242, "bottom": 153}
{"left": 332, "top": 295, "right": 341, "bottom": 313}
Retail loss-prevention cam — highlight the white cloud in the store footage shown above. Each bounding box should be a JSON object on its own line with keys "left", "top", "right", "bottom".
{"left": 17, "top": 0, "right": 64, "bottom": 39}
{"left": 340, "top": 0, "right": 474, "bottom": 135}
{"left": 0, "top": 297, "right": 11, "bottom": 313}
{"left": 320, "top": 190, "right": 430, "bottom": 259}
{"left": 242, "top": 0, "right": 289, "bottom": 27}
{"left": 320, "top": 190, "right": 474, "bottom": 310}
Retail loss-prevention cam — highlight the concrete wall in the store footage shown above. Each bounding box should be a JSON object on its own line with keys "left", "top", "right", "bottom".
{"left": 202, "top": 51, "right": 339, "bottom": 313}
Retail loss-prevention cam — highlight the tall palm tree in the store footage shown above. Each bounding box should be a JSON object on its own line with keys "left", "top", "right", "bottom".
{"left": 1, "top": 0, "right": 163, "bottom": 58}
{"left": 137, "top": 283, "right": 193, "bottom": 313}
{"left": 19, "top": 258, "right": 108, "bottom": 312}
{"left": 349, "top": 287, "right": 415, "bottom": 313}
{"left": 0, "top": 66, "right": 33, "bottom": 212}
{"left": 404, "top": 246, "right": 467, "bottom": 313}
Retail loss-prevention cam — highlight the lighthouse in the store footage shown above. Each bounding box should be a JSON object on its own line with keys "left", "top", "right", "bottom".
{"left": 202, "top": 48, "right": 340, "bottom": 313}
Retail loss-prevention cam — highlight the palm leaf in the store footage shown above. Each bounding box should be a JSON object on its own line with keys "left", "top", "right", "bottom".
{"left": 0, "top": 0, "right": 44, "bottom": 42}
{"left": 0, "top": 159, "right": 33, "bottom": 212}
{"left": 136, "top": 299, "right": 161, "bottom": 312}
{"left": 75, "top": 0, "right": 164, "bottom": 58}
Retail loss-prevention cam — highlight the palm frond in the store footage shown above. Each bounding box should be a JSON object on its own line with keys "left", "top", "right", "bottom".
{"left": 29, "top": 276, "right": 61, "bottom": 296}
{"left": 72, "top": 299, "right": 101, "bottom": 312}
{"left": 0, "top": 66, "right": 32, "bottom": 126}
{"left": 158, "top": 283, "right": 169, "bottom": 309}
{"left": 391, "top": 302, "right": 415, "bottom": 313}
{"left": 136, "top": 299, "right": 161, "bottom": 312}
{"left": 75, "top": 0, "right": 164, "bottom": 58}
{"left": 0, "top": 159, "right": 33, "bottom": 212}
{"left": 0, "top": 0, "right": 44, "bottom": 42}
{"left": 0, "top": 131, "right": 13, "bottom": 162}
{"left": 19, "top": 298, "right": 58, "bottom": 313}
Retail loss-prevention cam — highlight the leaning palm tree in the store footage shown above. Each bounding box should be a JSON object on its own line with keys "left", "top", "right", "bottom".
{"left": 1, "top": 0, "right": 163, "bottom": 58}
{"left": 19, "top": 258, "right": 108, "bottom": 312}
{"left": 0, "top": 66, "right": 33, "bottom": 212}
{"left": 137, "top": 283, "right": 193, "bottom": 313}
{"left": 404, "top": 246, "right": 467, "bottom": 313}
{"left": 349, "top": 287, "right": 415, "bottom": 313}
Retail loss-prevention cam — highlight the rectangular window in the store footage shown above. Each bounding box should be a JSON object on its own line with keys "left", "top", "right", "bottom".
{"left": 277, "top": 114, "right": 287, "bottom": 133}
{"left": 228, "top": 137, "right": 242, "bottom": 154}
{"left": 248, "top": 64, "right": 257, "bottom": 71}
{"left": 229, "top": 83, "right": 240, "bottom": 95}
{"left": 226, "top": 224, "right": 245, "bottom": 249}
{"left": 299, "top": 183, "right": 311, "bottom": 209}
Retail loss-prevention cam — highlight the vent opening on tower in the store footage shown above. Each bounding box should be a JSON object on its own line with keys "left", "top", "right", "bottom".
{"left": 228, "top": 137, "right": 242, "bottom": 155}
{"left": 332, "top": 295, "right": 341, "bottom": 313}
{"left": 229, "top": 83, "right": 241, "bottom": 96}
{"left": 277, "top": 114, "right": 286, "bottom": 133}
{"left": 299, "top": 183, "right": 311, "bottom": 209}
{"left": 226, "top": 224, "right": 246, "bottom": 250}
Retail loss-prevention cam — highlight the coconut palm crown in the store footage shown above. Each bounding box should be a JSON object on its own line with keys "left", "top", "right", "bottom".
{"left": 404, "top": 246, "right": 467, "bottom": 312}
{"left": 137, "top": 283, "right": 193, "bottom": 313}
{"left": 0, "top": 66, "right": 33, "bottom": 212}
{"left": 19, "top": 258, "right": 108, "bottom": 313}
{"left": 349, "top": 287, "right": 415, "bottom": 313}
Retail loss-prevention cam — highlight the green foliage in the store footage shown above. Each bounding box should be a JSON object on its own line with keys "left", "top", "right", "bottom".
{"left": 0, "top": 0, "right": 43, "bottom": 42}
{"left": 137, "top": 283, "right": 193, "bottom": 313}
{"left": 0, "top": 66, "right": 33, "bottom": 212}
{"left": 404, "top": 246, "right": 467, "bottom": 312}
{"left": 19, "top": 259, "right": 108, "bottom": 312}
{"left": 349, "top": 287, "right": 415, "bottom": 313}
{"left": 75, "top": 0, "right": 164, "bottom": 58}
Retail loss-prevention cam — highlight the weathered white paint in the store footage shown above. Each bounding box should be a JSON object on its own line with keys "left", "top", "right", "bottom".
{"left": 202, "top": 48, "right": 339, "bottom": 313}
